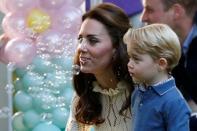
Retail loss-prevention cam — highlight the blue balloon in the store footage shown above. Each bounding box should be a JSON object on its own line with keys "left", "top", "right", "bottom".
{"left": 14, "top": 78, "right": 24, "bottom": 91}
{"left": 15, "top": 68, "right": 27, "bottom": 78}
{"left": 13, "top": 112, "right": 30, "bottom": 131}
{"left": 52, "top": 108, "right": 69, "bottom": 128}
{"left": 23, "top": 110, "right": 40, "bottom": 129}
{"left": 32, "top": 123, "right": 61, "bottom": 131}
{"left": 44, "top": 72, "right": 67, "bottom": 94}
{"left": 14, "top": 91, "right": 33, "bottom": 112}
{"left": 90, "top": 127, "right": 95, "bottom": 131}
{"left": 51, "top": 57, "right": 73, "bottom": 71}
{"left": 62, "top": 86, "right": 74, "bottom": 106}
{"left": 22, "top": 71, "right": 44, "bottom": 90}
{"left": 32, "top": 56, "right": 55, "bottom": 74}
{"left": 32, "top": 93, "right": 55, "bottom": 113}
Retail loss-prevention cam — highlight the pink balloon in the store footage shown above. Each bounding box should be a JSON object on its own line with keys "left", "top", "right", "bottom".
{"left": 69, "top": 0, "right": 84, "bottom": 7}
{"left": 4, "top": 38, "right": 36, "bottom": 68}
{"left": 0, "top": 0, "right": 9, "bottom": 14}
{"left": 36, "top": 29, "right": 66, "bottom": 57}
{"left": 53, "top": 6, "right": 82, "bottom": 35}
{"left": 39, "top": 0, "right": 66, "bottom": 10}
{"left": 2, "top": 12, "right": 34, "bottom": 39}
{"left": 6, "top": 0, "right": 38, "bottom": 13}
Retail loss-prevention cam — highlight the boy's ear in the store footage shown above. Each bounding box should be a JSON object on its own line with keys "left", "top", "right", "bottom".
{"left": 158, "top": 58, "right": 168, "bottom": 71}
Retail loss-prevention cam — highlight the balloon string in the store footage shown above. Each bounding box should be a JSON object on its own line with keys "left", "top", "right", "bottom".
{"left": 6, "top": 63, "right": 15, "bottom": 131}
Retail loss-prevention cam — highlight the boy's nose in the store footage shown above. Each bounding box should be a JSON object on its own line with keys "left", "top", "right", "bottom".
{"left": 127, "top": 61, "right": 134, "bottom": 69}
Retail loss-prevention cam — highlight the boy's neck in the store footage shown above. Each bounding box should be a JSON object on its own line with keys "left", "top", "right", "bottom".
{"left": 144, "top": 73, "right": 169, "bottom": 87}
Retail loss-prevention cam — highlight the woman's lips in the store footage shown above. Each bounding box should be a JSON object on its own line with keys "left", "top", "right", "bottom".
{"left": 79, "top": 57, "right": 90, "bottom": 64}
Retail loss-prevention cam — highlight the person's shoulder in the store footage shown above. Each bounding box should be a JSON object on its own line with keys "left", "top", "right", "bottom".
{"left": 191, "top": 35, "right": 197, "bottom": 43}
{"left": 161, "top": 87, "right": 190, "bottom": 112}
{"left": 194, "top": 12, "right": 197, "bottom": 24}
{"left": 188, "top": 35, "right": 197, "bottom": 53}
{"left": 161, "top": 86, "right": 184, "bottom": 102}
{"left": 131, "top": 85, "right": 140, "bottom": 100}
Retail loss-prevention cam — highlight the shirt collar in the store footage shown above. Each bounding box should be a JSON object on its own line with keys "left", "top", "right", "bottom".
{"left": 183, "top": 23, "right": 197, "bottom": 55}
{"left": 92, "top": 80, "right": 128, "bottom": 96}
{"left": 151, "top": 77, "right": 176, "bottom": 96}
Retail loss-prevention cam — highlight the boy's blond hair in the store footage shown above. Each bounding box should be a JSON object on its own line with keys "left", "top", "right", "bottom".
{"left": 123, "top": 24, "right": 181, "bottom": 72}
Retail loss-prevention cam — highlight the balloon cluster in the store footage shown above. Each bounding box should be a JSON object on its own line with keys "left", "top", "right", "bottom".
{"left": 0, "top": 0, "right": 84, "bottom": 130}
{"left": 12, "top": 56, "right": 76, "bottom": 131}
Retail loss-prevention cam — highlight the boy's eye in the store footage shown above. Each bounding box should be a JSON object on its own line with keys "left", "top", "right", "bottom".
{"left": 133, "top": 56, "right": 140, "bottom": 61}
{"left": 130, "top": 54, "right": 141, "bottom": 63}
{"left": 132, "top": 54, "right": 139, "bottom": 60}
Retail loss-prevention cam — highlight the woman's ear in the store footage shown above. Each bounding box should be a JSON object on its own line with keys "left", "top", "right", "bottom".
{"left": 112, "top": 48, "right": 117, "bottom": 61}
{"left": 158, "top": 58, "right": 168, "bottom": 71}
{"left": 112, "top": 48, "right": 116, "bottom": 54}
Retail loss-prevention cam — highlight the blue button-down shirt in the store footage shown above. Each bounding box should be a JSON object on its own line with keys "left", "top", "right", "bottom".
{"left": 131, "top": 77, "right": 191, "bottom": 131}
{"left": 183, "top": 24, "right": 197, "bottom": 55}
{"left": 182, "top": 23, "right": 197, "bottom": 67}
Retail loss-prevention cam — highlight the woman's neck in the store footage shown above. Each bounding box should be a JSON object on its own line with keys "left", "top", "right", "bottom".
{"left": 95, "top": 69, "right": 118, "bottom": 90}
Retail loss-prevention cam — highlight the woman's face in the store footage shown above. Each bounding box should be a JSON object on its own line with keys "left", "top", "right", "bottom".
{"left": 77, "top": 18, "right": 115, "bottom": 75}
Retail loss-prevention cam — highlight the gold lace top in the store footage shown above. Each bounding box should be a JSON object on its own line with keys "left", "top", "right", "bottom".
{"left": 66, "top": 81, "right": 132, "bottom": 131}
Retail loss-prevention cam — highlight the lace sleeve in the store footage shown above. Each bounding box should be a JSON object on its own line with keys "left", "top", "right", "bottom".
{"left": 65, "top": 93, "right": 91, "bottom": 131}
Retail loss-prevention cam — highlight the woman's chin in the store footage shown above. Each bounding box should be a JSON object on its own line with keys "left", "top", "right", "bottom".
{"left": 80, "top": 66, "right": 92, "bottom": 74}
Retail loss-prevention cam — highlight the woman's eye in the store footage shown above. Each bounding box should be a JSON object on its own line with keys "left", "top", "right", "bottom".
{"left": 77, "top": 37, "right": 83, "bottom": 44}
{"left": 88, "top": 38, "right": 99, "bottom": 45}
{"left": 77, "top": 37, "right": 99, "bottom": 45}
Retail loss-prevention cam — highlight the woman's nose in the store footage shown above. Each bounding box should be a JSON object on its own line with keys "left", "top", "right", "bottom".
{"left": 78, "top": 39, "right": 88, "bottom": 52}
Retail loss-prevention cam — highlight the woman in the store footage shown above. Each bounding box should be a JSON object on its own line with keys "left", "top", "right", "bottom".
{"left": 66, "top": 3, "right": 133, "bottom": 131}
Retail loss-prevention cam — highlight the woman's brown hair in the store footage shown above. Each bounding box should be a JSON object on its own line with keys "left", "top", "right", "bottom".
{"left": 73, "top": 3, "right": 133, "bottom": 125}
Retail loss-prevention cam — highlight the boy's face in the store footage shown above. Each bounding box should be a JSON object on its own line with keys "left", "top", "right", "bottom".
{"left": 127, "top": 51, "right": 161, "bottom": 85}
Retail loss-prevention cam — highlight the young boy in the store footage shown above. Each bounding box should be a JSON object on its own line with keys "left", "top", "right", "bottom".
{"left": 123, "top": 24, "right": 191, "bottom": 131}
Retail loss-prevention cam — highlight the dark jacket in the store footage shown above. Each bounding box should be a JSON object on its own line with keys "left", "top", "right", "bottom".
{"left": 172, "top": 12, "right": 197, "bottom": 103}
